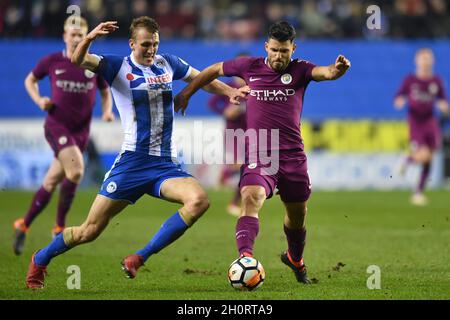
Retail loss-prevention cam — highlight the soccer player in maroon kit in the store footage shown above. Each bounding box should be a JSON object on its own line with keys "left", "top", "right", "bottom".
{"left": 175, "top": 21, "right": 350, "bottom": 283}
{"left": 394, "top": 48, "right": 449, "bottom": 206}
{"left": 13, "top": 16, "right": 114, "bottom": 255}
{"left": 208, "top": 53, "right": 248, "bottom": 217}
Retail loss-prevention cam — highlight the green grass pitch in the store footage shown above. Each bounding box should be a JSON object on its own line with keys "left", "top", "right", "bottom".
{"left": 0, "top": 188, "right": 449, "bottom": 300}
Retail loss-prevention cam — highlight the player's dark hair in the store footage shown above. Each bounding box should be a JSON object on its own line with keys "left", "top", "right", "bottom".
{"left": 268, "top": 21, "right": 296, "bottom": 42}
{"left": 130, "top": 16, "right": 160, "bottom": 39}
{"left": 236, "top": 51, "right": 250, "bottom": 58}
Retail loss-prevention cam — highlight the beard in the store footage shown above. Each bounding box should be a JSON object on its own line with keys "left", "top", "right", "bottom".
{"left": 269, "top": 59, "right": 286, "bottom": 72}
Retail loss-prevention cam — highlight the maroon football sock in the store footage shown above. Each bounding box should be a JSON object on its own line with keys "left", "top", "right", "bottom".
{"left": 235, "top": 216, "right": 259, "bottom": 256}
{"left": 56, "top": 178, "right": 78, "bottom": 227}
{"left": 24, "top": 186, "right": 53, "bottom": 227}
{"left": 284, "top": 225, "right": 306, "bottom": 263}
{"left": 417, "top": 163, "right": 431, "bottom": 193}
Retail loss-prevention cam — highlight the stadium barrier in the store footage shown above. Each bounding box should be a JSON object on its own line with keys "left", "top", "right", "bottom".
{"left": 0, "top": 119, "right": 443, "bottom": 190}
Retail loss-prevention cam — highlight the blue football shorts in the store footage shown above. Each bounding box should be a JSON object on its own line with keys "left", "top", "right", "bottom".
{"left": 98, "top": 151, "right": 192, "bottom": 204}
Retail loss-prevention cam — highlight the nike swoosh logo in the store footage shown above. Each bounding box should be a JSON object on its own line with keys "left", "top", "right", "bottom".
{"left": 55, "top": 69, "right": 66, "bottom": 75}
{"left": 249, "top": 77, "right": 261, "bottom": 82}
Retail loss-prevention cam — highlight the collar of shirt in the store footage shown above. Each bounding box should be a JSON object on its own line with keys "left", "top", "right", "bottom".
{"left": 129, "top": 53, "right": 154, "bottom": 71}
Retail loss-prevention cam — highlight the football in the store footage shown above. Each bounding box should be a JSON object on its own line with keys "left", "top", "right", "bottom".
{"left": 227, "top": 256, "right": 265, "bottom": 291}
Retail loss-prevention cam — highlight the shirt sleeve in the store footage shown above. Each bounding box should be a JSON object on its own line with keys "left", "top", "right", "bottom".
{"left": 301, "top": 60, "right": 317, "bottom": 83}
{"left": 160, "top": 54, "right": 191, "bottom": 80}
{"left": 96, "top": 75, "right": 109, "bottom": 90}
{"left": 395, "top": 76, "right": 410, "bottom": 97}
{"left": 96, "top": 54, "right": 124, "bottom": 86}
{"left": 32, "top": 55, "right": 53, "bottom": 80}
{"left": 222, "top": 57, "right": 253, "bottom": 78}
{"left": 436, "top": 77, "right": 448, "bottom": 100}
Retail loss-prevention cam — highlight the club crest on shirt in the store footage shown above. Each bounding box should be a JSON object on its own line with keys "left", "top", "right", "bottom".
{"left": 84, "top": 70, "right": 95, "bottom": 79}
{"left": 155, "top": 59, "right": 165, "bottom": 68}
{"left": 281, "top": 73, "right": 292, "bottom": 85}
{"left": 248, "top": 163, "right": 257, "bottom": 169}
{"left": 428, "top": 82, "right": 438, "bottom": 95}
{"left": 106, "top": 181, "right": 117, "bottom": 193}
{"left": 58, "top": 136, "right": 67, "bottom": 145}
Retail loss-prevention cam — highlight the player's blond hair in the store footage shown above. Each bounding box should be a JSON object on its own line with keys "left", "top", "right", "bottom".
{"left": 63, "top": 15, "right": 88, "bottom": 32}
{"left": 130, "top": 16, "right": 159, "bottom": 39}
{"left": 415, "top": 47, "right": 433, "bottom": 57}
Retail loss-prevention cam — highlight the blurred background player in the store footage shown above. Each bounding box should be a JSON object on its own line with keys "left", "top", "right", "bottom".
{"left": 13, "top": 15, "right": 114, "bottom": 255}
{"left": 208, "top": 52, "right": 248, "bottom": 217}
{"left": 175, "top": 21, "right": 350, "bottom": 284}
{"left": 25, "top": 17, "right": 247, "bottom": 289}
{"left": 394, "top": 48, "right": 449, "bottom": 206}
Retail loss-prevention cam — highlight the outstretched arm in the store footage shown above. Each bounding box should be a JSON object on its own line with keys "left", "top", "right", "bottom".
{"left": 71, "top": 21, "right": 119, "bottom": 71}
{"left": 185, "top": 67, "right": 236, "bottom": 97}
{"left": 182, "top": 62, "right": 226, "bottom": 96}
{"left": 175, "top": 62, "right": 247, "bottom": 115}
{"left": 311, "top": 55, "right": 351, "bottom": 81}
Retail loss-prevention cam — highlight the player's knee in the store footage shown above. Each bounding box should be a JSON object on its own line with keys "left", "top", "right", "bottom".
{"left": 185, "top": 193, "right": 210, "bottom": 217}
{"left": 241, "top": 188, "right": 266, "bottom": 208}
{"left": 299, "top": 205, "right": 308, "bottom": 217}
{"left": 415, "top": 148, "right": 432, "bottom": 164}
{"left": 424, "top": 153, "right": 433, "bottom": 164}
{"left": 42, "top": 179, "right": 59, "bottom": 193}
{"left": 66, "top": 168, "right": 84, "bottom": 184}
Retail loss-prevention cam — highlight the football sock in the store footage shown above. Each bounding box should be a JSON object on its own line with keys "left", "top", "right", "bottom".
{"left": 136, "top": 211, "right": 189, "bottom": 261}
{"left": 417, "top": 163, "right": 431, "bottom": 193}
{"left": 34, "top": 233, "right": 71, "bottom": 266}
{"left": 284, "top": 225, "right": 306, "bottom": 264}
{"left": 56, "top": 178, "right": 78, "bottom": 228}
{"left": 236, "top": 216, "right": 259, "bottom": 256}
{"left": 24, "top": 186, "right": 53, "bottom": 227}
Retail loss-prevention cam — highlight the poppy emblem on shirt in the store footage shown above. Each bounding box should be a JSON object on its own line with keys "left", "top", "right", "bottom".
{"left": 126, "top": 73, "right": 135, "bottom": 81}
{"left": 281, "top": 73, "right": 292, "bottom": 84}
{"left": 58, "top": 136, "right": 67, "bottom": 145}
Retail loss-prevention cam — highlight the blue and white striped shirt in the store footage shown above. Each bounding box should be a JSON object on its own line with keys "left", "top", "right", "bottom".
{"left": 97, "top": 53, "right": 191, "bottom": 157}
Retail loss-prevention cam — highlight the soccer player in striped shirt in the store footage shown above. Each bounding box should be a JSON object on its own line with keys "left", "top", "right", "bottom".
{"left": 25, "top": 16, "right": 247, "bottom": 289}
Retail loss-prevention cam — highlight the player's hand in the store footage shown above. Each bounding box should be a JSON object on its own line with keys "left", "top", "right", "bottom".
{"left": 228, "top": 86, "right": 250, "bottom": 105}
{"left": 174, "top": 92, "right": 189, "bottom": 116}
{"left": 38, "top": 96, "right": 53, "bottom": 111}
{"left": 102, "top": 111, "right": 115, "bottom": 122}
{"left": 86, "top": 21, "right": 119, "bottom": 41}
{"left": 394, "top": 96, "right": 406, "bottom": 110}
{"left": 335, "top": 55, "right": 351, "bottom": 72}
